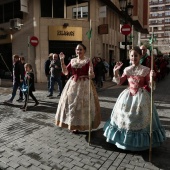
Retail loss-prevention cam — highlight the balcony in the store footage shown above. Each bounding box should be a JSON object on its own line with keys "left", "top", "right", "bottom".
{"left": 149, "top": 1, "right": 164, "bottom": 5}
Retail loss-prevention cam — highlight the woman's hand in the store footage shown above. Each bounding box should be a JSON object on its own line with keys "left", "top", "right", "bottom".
{"left": 150, "top": 70, "right": 156, "bottom": 80}
{"left": 114, "top": 62, "right": 123, "bottom": 72}
{"left": 59, "top": 52, "right": 65, "bottom": 61}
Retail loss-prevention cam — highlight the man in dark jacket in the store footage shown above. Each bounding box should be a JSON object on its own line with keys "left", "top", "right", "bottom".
{"left": 4, "top": 54, "right": 24, "bottom": 104}
{"left": 44, "top": 53, "right": 53, "bottom": 92}
{"left": 47, "top": 53, "right": 62, "bottom": 97}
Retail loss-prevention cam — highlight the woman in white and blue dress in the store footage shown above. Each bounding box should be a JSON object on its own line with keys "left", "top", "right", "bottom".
{"left": 103, "top": 46, "right": 166, "bottom": 151}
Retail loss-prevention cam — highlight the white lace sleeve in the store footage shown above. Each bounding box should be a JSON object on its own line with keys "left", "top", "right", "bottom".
{"left": 112, "top": 76, "right": 120, "bottom": 84}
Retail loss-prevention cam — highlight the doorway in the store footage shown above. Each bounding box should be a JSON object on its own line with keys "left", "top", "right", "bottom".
{"left": 49, "top": 41, "right": 81, "bottom": 65}
{"left": 0, "top": 43, "right": 12, "bottom": 79}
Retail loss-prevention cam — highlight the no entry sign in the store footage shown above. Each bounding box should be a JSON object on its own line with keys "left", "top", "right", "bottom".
{"left": 121, "top": 24, "right": 132, "bottom": 35}
{"left": 30, "top": 36, "right": 39, "bottom": 47}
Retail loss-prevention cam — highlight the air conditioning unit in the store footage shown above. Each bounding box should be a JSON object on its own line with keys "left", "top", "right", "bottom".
{"left": 9, "top": 18, "right": 22, "bottom": 30}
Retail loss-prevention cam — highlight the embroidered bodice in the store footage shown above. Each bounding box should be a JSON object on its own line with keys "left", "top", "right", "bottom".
{"left": 67, "top": 57, "right": 90, "bottom": 81}
{"left": 113, "top": 65, "right": 151, "bottom": 95}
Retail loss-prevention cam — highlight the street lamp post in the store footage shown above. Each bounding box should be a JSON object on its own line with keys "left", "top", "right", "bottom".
{"left": 119, "top": 0, "right": 133, "bottom": 60}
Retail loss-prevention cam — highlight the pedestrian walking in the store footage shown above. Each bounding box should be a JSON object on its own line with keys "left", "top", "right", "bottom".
{"left": 94, "top": 57, "right": 106, "bottom": 88}
{"left": 16, "top": 56, "right": 25, "bottom": 102}
{"left": 103, "top": 46, "right": 166, "bottom": 151}
{"left": 20, "top": 63, "right": 39, "bottom": 111}
{"left": 47, "top": 53, "right": 62, "bottom": 97}
{"left": 103, "top": 59, "right": 109, "bottom": 81}
{"left": 44, "top": 53, "right": 53, "bottom": 92}
{"left": 4, "top": 54, "right": 25, "bottom": 104}
{"left": 55, "top": 44, "right": 101, "bottom": 133}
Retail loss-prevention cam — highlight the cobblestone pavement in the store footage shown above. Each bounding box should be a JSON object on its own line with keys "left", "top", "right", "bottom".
{"left": 0, "top": 75, "right": 170, "bottom": 170}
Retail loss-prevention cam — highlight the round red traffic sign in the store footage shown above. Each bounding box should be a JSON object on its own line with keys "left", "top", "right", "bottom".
{"left": 121, "top": 24, "right": 132, "bottom": 35}
{"left": 30, "top": 36, "right": 39, "bottom": 47}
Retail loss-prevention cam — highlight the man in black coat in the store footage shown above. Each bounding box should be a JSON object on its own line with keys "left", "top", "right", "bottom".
{"left": 4, "top": 54, "right": 24, "bottom": 104}
{"left": 44, "top": 53, "right": 53, "bottom": 92}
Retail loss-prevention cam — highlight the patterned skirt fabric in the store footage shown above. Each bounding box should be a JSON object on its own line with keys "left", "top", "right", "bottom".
{"left": 55, "top": 78, "right": 101, "bottom": 131}
{"left": 103, "top": 88, "right": 166, "bottom": 151}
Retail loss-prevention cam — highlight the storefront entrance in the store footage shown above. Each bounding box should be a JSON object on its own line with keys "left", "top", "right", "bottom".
{"left": 49, "top": 41, "right": 81, "bottom": 65}
{"left": 0, "top": 43, "right": 12, "bottom": 79}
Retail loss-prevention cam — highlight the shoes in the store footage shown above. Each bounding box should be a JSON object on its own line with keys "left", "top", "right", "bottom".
{"left": 16, "top": 98, "right": 24, "bottom": 102}
{"left": 47, "top": 94, "right": 53, "bottom": 97}
{"left": 20, "top": 106, "right": 25, "bottom": 109}
{"left": 71, "top": 130, "right": 79, "bottom": 134}
{"left": 34, "top": 102, "right": 39, "bottom": 107}
{"left": 21, "top": 108, "right": 26, "bottom": 112}
{"left": 57, "top": 93, "right": 61, "bottom": 97}
{"left": 4, "top": 100, "right": 12, "bottom": 104}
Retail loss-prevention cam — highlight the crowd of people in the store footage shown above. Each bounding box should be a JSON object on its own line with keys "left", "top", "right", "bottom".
{"left": 3, "top": 43, "right": 168, "bottom": 151}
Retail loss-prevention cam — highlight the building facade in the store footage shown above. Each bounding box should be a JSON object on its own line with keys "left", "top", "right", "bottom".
{"left": 141, "top": 0, "right": 170, "bottom": 54}
{"left": 0, "top": 0, "right": 149, "bottom": 82}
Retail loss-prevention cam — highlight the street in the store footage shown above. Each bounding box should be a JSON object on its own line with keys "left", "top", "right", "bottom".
{"left": 0, "top": 75, "right": 170, "bottom": 170}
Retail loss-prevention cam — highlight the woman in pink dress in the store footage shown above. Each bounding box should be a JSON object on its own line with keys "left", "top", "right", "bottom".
{"left": 55, "top": 44, "right": 101, "bottom": 133}
{"left": 104, "top": 46, "right": 166, "bottom": 151}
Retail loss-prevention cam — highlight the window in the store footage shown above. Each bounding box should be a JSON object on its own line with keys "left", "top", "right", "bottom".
{"left": 40, "top": 0, "right": 64, "bottom": 18}
{"left": 152, "top": 13, "right": 157, "bottom": 17}
{"left": 158, "top": 27, "right": 162, "bottom": 30}
{"left": 157, "top": 20, "right": 162, "bottom": 24}
{"left": 66, "top": 0, "right": 89, "bottom": 19}
{"left": 158, "top": 13, "right": 163, "bottom": 17}
{"left": 0, "top": 0, "right": 23, "bottom": 24}
{"left": 41, "top": 0, "right": 89, "bottom": 19}
{"left": 165, "top": 12, "right": 170, "bottom": 16}
{"left": 73, "top": 6, "right": 88, "bottom": 19}
{"left": 165, "top": 18, "right": 170, "bottom": 23}
{"left": 165, "top": 26, "right": 170, "bottom": 31}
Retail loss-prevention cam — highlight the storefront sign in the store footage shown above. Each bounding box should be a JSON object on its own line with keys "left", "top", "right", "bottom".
{"left": 48, "top": 26, "right": 82, "bottom": 41}
{"left": 98, "top": 24, "right": 108, "bottom": 34}
{"left": 20, "top": 0, "right": 28, "bottom": 13}
{"left": 99, "top": 6, "right": 107, "bottom": 18}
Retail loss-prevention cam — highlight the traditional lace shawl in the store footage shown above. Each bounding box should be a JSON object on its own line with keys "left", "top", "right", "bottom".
{"left": 71, "top": 57, "right": 90, "bottom": 69}
{"left": 113, "top": 65, "right": 150, "bottom": 84}
{"left": 125, "top": 65, "right": 150, "bottom": 77}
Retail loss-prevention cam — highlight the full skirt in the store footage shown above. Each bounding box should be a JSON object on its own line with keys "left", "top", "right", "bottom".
{"left": 55, "top": 78, "right": 101, "bottom": 131}
{"left": 103, "top": 88, "right": 166, "bottom": 151}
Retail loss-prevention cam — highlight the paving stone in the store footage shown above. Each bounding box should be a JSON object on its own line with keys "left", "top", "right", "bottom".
{"left": 134, "top": 167, "right": 150, "bottom": 170}
{"left": 102, "top": 159, "right": 113, "bottom": 168}
{"left": 120, "top": 162, "right": 135, "bottom": 169}
{"left": 108, "top": 166, "right": 117, "bottom": 170}
{"left": 72, "top": 166, "right": 85, "bottom": 170}
{"left": 71, "top": 160, "right": 84, "bottom": 168}
{"left": 28, "top": 165, "right": 42, "bottom": 170}
{"left": 60, "top": 161, "right": 74, "bottom": 169}
{"left": 38, "top": 164, "right": 52, "bottom": 170}
{"left": 7, "top": 161, "right": 20, "bottom": 169}
{"left": 16, "top": 166, "right": 29, "bottom": 170}
{"left": 83, "top": 165, "right": 97, "bottom": 170}
{"left": 112, "top": 158, "right": 122, "bottom": 166}
{"left": 18, "top": 159, "right": 32, "bottom": 168}
{"left": 28, "top": 159, "right": 41, "bottom": 166}
{"left": 6, "top": 167, "right": 15, "bottom": 170}
{"left": 0, "top": 157, "right": 10, "bottom": 164}
{"left": 0, "top": 161, "right": 9, "bottom": 169}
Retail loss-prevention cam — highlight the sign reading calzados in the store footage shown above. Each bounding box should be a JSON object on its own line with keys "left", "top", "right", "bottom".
{"left": 49, "top": 26, "right": 82, "bottom": 41}
{"left": 57, "top": 31, "right": 75, "bottom": 36}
